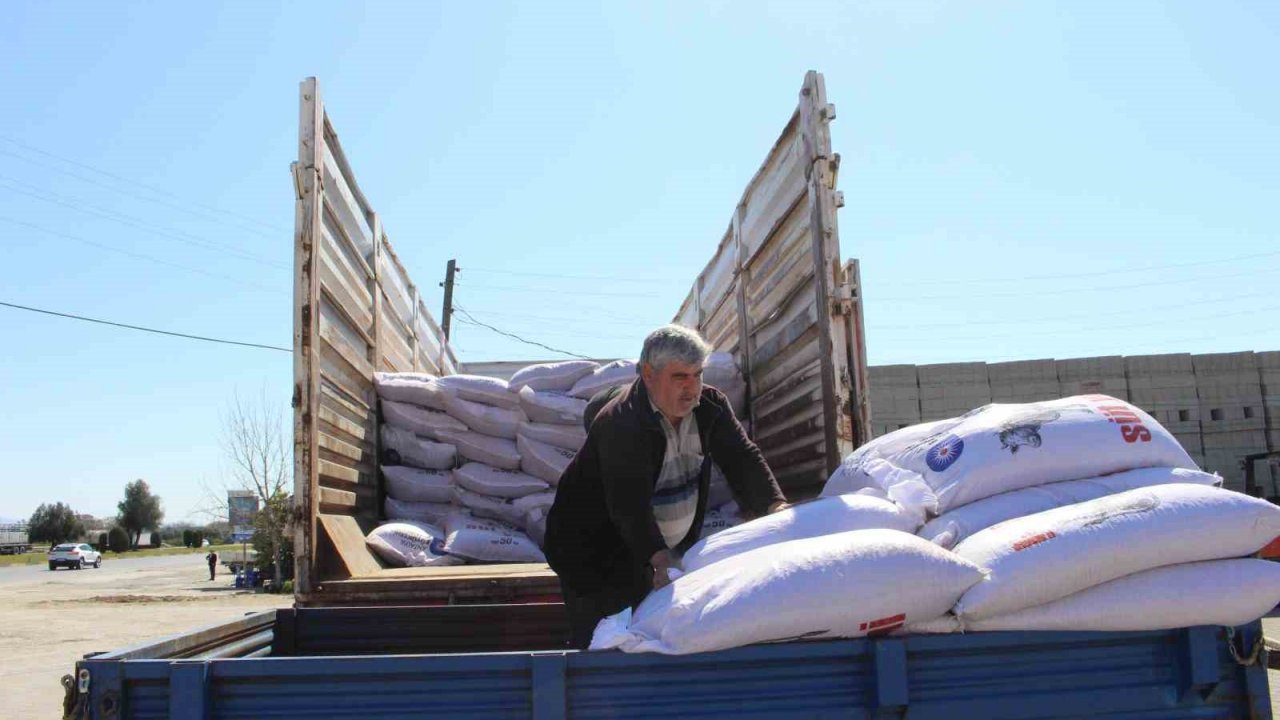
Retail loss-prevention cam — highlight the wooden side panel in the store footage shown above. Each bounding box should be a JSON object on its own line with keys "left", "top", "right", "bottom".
{"left": 672, "top": 71, "right": 863, "bottom": 498}
{"left": 293, "top": 78, "right": 460, "bottom": 602}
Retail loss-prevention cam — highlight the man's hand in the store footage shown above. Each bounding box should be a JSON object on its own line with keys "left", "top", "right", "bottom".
{"left": 767, "top": 500, "right": 791, "bottom": 514}
{"left": 650, "top": 549, "right": 676, "bottom": 590}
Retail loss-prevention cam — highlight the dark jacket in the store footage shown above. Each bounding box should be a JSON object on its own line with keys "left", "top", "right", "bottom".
{"left": 544, "top": 378, "right": 786, "bottom": 596}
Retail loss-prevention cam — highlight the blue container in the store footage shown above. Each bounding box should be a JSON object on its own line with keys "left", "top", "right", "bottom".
{"left": 67, "top": 605, "right": 1273, "bottom": 719}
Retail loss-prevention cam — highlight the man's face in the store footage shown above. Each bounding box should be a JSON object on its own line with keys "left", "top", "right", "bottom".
{"left": 642, "top": 360, "right": 703, "bottom": 421}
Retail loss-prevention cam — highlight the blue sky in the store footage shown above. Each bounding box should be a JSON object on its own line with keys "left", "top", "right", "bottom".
{"left": 1, "top": 1, "right": 1276, "bottom": 521}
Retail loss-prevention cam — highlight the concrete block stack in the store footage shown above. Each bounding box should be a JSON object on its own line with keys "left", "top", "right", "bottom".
{"left": 918, "top": 362, "right": 991, "bottom": 422}
{"left": 1192, "top": 352, "right": 1267, "bottom": 493}
{"left": 1125, "top": 353, "right": 1203, "bottom": 467}
{"left": 1057, "top": 356, "right": 1129, "bottom": 401}
{"left": 1259, "top": 352, "right": 1280, "bottom": 453}
{"left": 987, "top": 359, "right": 1060, "bottom": 404}
{"left": 869, "top": 365, "right": 921, "bottom": 437}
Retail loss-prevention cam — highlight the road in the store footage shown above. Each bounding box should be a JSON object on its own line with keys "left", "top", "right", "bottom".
{"left": 0, "top": 552, "right": 291, "bottom": 720}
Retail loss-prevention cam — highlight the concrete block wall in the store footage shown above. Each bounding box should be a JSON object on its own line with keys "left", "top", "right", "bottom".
{"left": 1124, "top": 353, "right": 1201, "bottom": 437}
{"left": 869, "top": 364, "right": 921, "bottom": 436}
{"left": 917, "top": 362, "right": 991, "bottom": 421}
{"left": 1258, "top": 351, "right": 1280, "bottom": 453}
{"left": 1057, "top": 356, "right": 1129, "bottom": 400}
{"left": 988, "top": 359, "right": 1060, "bottom": 403}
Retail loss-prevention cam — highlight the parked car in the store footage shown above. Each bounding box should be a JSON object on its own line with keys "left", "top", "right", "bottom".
{"left": 48, "top": 543, "right": 102, "bottom": 571}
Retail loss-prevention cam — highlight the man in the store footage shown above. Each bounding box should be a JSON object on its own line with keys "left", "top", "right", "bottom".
{"left": 205, "top": 549, "right": 218, "bottom": 581}
{"left": 544, "top": 325, "right": 790, "bottom": 648}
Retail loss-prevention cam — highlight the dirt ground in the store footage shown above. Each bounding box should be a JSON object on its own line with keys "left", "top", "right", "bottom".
{"left": 0, "top": 553, "right": 291, "bottom": 720}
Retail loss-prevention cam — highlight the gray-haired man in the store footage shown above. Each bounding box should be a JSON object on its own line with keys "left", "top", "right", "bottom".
{"left": 544, "top": 325, "right": 789, "bottom": 648}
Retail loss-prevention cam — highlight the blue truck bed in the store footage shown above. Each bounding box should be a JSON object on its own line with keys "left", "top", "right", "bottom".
{"left": 65, "top": 604, "right": 1272, "bottom": 719}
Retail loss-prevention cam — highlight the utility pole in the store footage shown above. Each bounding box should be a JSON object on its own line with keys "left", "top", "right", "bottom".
{"left": 440, "top": 259, "right": 458, "bottom": 340}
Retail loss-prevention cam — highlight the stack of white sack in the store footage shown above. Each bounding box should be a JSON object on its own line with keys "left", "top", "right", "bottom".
{"left": 907, "top": 483, "right": 1280, "bottom": 633}
{"left": 509, "top": 361, "right": 599, "bottom": 393}
{"left": 374, "top": 375, "right": 460, "bottom": 528}
{"left": 442, "top": 509, "right": 547, "bottom": 564}
{"left": 591, "top": 529, "right": 985, "bottom": 655}
{"left": 821, "top": 395, "right": 1197, "bottom": 518}
{"left": 702, "top": 352, "right": 747, "bottom": 419}
{"left": 916, "top": 466, "right": 1222, "bottom": 549}
{"left": 569, "top": 360, "right": 637, "bottom": 399}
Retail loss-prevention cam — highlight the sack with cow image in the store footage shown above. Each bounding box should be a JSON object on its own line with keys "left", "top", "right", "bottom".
{"left": 822, "top": 395, "right": 1196, "bottom": 516}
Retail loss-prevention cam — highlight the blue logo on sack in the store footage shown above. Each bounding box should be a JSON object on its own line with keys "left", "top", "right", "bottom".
{"left": 925, "top": 434, "right": 964, "bottom": 472}
{"left": 429, "top": 537, "right": 449, "bottom": 556}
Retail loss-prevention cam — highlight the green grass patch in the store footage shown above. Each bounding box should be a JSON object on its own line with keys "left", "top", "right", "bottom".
{"left": 0, "top": 543, "right": 240, "bottom": 567}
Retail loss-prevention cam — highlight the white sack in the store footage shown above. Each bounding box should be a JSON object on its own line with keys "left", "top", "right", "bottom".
{"left": 591, "top": 529, "right": 985, "bottom": 655}
{"left": 823, "top": 395, "right": 1197, "bottom": 515}
{"left": 518, "top": 421, "right": 586, "bottom": 452}
{"left": 365, "top": 521, "right": 463, "bottom": 568}
{"left": 435, "top": 374, "right": 520, "bottom": 409}
{"left": 435, "top": 429, "right": 521, "bottom": 470}
{"left": 509, "top": 360, "right": 599, "bottom": 393}
{"left": 569, "top": 360, "right": 637, "bottom": 399}
{"left": 953, "top": 483, "right": 1280, "bottom": 620}
{"left": 382, "top": 400, "right": 468, "bottom": 439}
{"left": 452, "top": 486, "right": 527, "bottom": 527}
{"left": 681, "top": 494, "right": 921, "bottom": 574}
{"left": 380, "top": 425, "right": 457, "bottom": 471}
{"left": 525, "top": 507, "right": 549, "bottom": 547}
{"left": 512, "top": 490, "right": 556, "bottom": 517}
{"left": 918, "top": 467, "right": 1222, "bottom": 549}
{"left": 517, "top": 387, "right": 587, "bottom": 426}
{"left": 699, "top": 503, "right": 742, "bottom": 538}
{"left": 373, "top": 372, "right": 450, "bottom": 411}
{"left": 703, "top": 351, "right": 747, "bottom": 418}
{"left": 914, "top": 560, "right": 1280, "bottom": 633}
{"left": 384, "top": 496, "right": 453, "bottom": 526}
{"left": 381, "top": 464, "right": 453, "bottom": 503}
{"left": 444, "top": 395, "right": 525, "bottom": 439}
{"left": 443, "top": 511, "right": 546, "bottom": 563}
{"left": 705, "top": 463, "right": 734, "bottom": 508}
{"left": 452, "top": 462, "right": 548, "bottom": 499}
{"left": 518, "top": 434, "right": 577, "bottom": 485}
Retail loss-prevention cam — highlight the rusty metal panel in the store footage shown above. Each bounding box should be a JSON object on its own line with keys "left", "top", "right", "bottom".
{"left": 670, "top": 71, "right": 859, "bottom": 499}
{"left": 294, "top": 78, "right": 462, "bottom": 604}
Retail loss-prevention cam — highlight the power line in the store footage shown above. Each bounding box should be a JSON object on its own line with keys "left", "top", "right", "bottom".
{"left": 0, "top": 146, "right": 284, "bottom": 241}
{"left": 868, "top": 289, "right": 1280, "bottom": 333}
{"left": 458, "top": 308, "right": 660, "bottom": 327}
{"left": 0, "top": 214, "right": 277, "bottom": 292}
{"left": 0, "top": 300, "right": 291, "bottom": 352}
{"left": 914, "top": 248, "right": 1280, "bottom": 286}
{"left": 874, "top": 264, "right": 1277, "bottom": 302}
{"left": 464, "top": 267, "right": 685, "bottom": 285}
{"left": 0, "top": 134, "right": 289, "bottom": 233}
{"left": 0, "top": 176, "right": 290, "bottom": 269}
{"left": 874, "top": 303, "right": 1280, "bottom": 343}
{"left": 453, "top": 306, "right": 592, "bottom": 359}
{"left": 455, "top": 283, "right": 659, "bottom": 299}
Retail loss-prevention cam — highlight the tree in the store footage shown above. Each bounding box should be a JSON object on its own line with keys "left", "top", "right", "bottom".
{"left": 183, "top": 529, "right": 194, "bottom": 548}
{"left": 220, "top": 390, "right": 294, "bottom": 590}
{"left": 117, "top": 479, "right": 164, "bottom": 549}
{"left": 107, "top": 527, "right": 129, "bottom": 553}
{"left": 96, "top": 532, "right": 108, "bottom": 551}
{"left": 28, "top": 502, "right": 86, "bottom": 546}
{"left": 149, "top": 532, "right": 162, "bottom": 548}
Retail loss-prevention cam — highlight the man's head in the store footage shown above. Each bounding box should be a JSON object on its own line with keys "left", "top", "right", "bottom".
{"left": 639, "top": 325, "right": 711, "bottom": 423}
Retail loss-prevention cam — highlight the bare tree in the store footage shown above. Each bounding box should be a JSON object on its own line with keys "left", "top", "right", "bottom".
{"left": 220, "top": 388, "right": 292, "bottom": 589}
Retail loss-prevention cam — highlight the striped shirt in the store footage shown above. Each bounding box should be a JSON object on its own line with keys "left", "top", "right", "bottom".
{"left": 650, "top": 400, "right": 703, "bottom": 549}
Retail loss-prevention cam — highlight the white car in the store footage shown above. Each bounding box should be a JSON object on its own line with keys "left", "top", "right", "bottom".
{"left": 48, "top": 543, "right": 102, "bottom": 571}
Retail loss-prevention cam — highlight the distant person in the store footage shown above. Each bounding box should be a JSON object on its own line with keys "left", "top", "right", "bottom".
{"left": 205, "top": 550, "right": 218, "bottom": 581}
